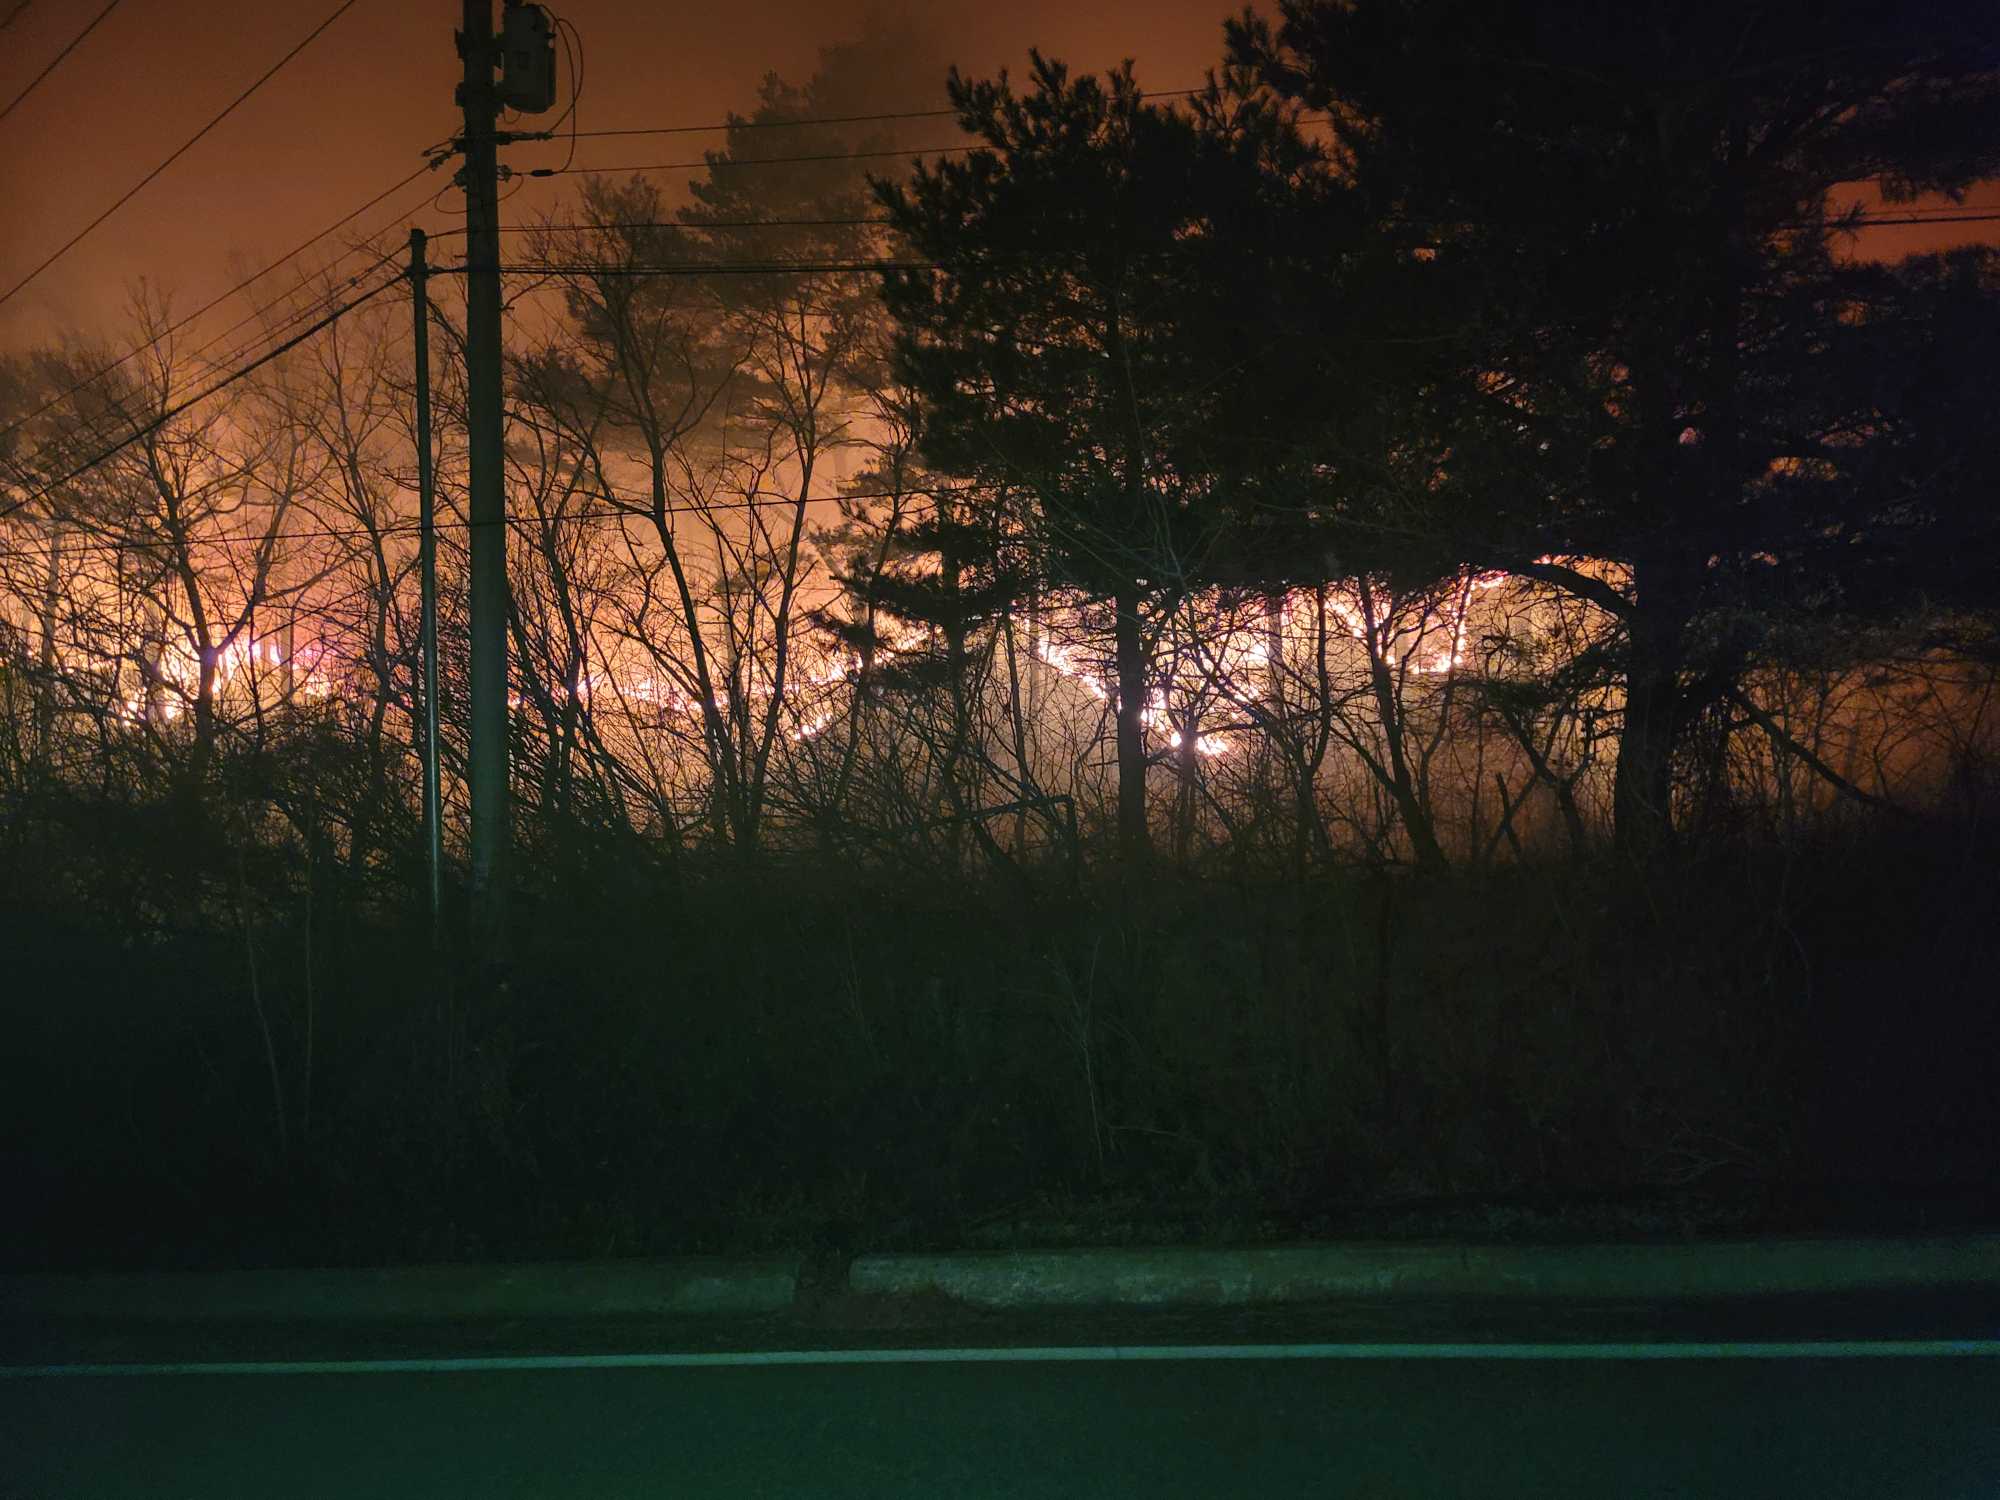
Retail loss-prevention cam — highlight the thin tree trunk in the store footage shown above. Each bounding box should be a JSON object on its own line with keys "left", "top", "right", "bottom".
{"left": 1356, "top": 579, "right": 1445, "bottom": 870}
{"left": 33, "top": 526, "right": 60, "bottom": 767}
{"left": 1613, "top": 554, "right": 1692, "bottom": 857}
{"left": 1112, "top": 583, "right": 1149, "bottom": 866}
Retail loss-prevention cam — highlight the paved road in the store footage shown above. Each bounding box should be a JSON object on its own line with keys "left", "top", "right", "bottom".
{"left": 4, "top": 1299, "right": 1996, "bottom": 1497}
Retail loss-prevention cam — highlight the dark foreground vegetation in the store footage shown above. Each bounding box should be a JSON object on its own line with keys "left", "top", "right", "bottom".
{"left": 5, "top": 799, "right": 1994, "bottom": 1273}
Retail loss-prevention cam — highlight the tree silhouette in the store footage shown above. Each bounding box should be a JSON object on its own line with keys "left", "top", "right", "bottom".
{"left": 1234, "top": 0, "right": 2000, "bottom": 852}
{"left": 876, "top": 55, "right": 1324, "bottom": 863}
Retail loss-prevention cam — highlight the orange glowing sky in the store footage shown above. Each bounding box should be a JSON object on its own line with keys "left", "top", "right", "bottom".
{"left": 1, "top": 0, "right": 1992, "bottom": 353}
{"left": 0, "top": 0, "right": 1249, "bottom": 348}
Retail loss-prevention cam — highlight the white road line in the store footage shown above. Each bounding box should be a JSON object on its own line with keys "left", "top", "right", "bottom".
{"left": 5, "top": 1339, "right": 1999, "bottom": 1377}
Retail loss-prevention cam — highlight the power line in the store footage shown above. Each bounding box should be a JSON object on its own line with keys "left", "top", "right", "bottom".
{"left": 179, "top": 243, "right": 407, "bottom": 391}
{"left": 173, "top": 175, "right": 454, "bottom": 387}
{"left": 0, "top": 0, "right": 365, "bottom": 314}
{"left": 1, "top": 273, "right": 406, "bottom": 525}
{"left": 1842, "top": 211, "right": 2000, "bottom": 228}
{"left": 485, "top": 217, "right": 893, "bottom": 234}
{"left": 0, "top": 164, "right": 436, "bottom": 449}
{"left": 536, "top": 104, "right": 1341, "bottom": 179}
{"left": 0, "top": 0, "right": 124, "bottom": 126}
{"left": 464, "top": 210, "right": 2000, "bottom": 280}
{"left": 181, "top": 240, "right": 406, "bottom": 379}
{"left": 512, "top": 118, "right": 1981, "bottom": 233}
{"left": 538, "top": 141, "right": 984, "bottom": 178}
{"left": 558, "top": 88, "right": 1209, "bottom": 141}
{"left": 454, "top": 207, "right": 1997, "bottom": 243}
{"left": 1842, "top": 201, "right": 2000, "bottom": 217}
{"left": 475, "top": 259, "right": 943, "bottom": 277}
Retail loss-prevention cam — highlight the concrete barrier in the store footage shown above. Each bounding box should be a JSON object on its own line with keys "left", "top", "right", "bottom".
{"left": 847, "top": 1238, "right": 2000, "bottom": 1308}
{"left": 0, "top": 1257, "right": 800, "bottom": 1324}
{"left": 5, "top": 1237, "right": 1995, "bottom": 1327}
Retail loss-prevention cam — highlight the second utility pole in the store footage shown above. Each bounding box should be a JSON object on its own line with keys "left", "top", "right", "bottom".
{"left": 409, "top": 228, "right": 443, "bottom": 943}
{"left": 458, "top": 0, "right": 508, "bottom": 957}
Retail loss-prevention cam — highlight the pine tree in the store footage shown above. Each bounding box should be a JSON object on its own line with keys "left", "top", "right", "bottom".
{"left": 875, "top": 55, "right": 1323, "bottom": 863}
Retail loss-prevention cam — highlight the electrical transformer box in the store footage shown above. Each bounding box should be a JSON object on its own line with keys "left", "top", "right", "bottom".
{"left": 499, "top": 3, "right": 558, "bottom": 114}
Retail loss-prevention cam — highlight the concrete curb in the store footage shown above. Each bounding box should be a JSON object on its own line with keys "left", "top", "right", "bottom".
{"left": 0, "top": 1258, "right": 800, "bottom": 1324}
{"left": 847, "top": 1237, "right": 2000, "bottom": 1309}
{"left": 4, "top": 1237, "right": 1995, "bottom": 1326}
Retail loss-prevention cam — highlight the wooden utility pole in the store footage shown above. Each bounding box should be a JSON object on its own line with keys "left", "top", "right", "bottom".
{"left": 409, "top": 227, "right": 443, "bottom": 941}
{"left": 458, "top": 0, "right": 508, "bottom": 955}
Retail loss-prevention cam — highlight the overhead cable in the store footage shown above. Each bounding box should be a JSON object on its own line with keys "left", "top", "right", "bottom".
{"left": 0, "top": 0, "right": 125, "bottom": 126}
{"left": 173, "top": 178, "right": 453, "bottom": 386}
{"left": 456, "top": 259, "right": 944, "bottom": 276}
{"left": 0, "top": 164, "right": 435, "bottom": 448}
{"left": 481, "top": 217, "right": 893, "bottom": 234}
{"left": 1840, "top": 211, "right": 2000, "bottom": 228}
{"left": 560, "top": 87, "right": 1206, "bottom": 140}
{"left": 538, "top": 142, "right": 983, "bottom": 177}
{"left": 0, "top": 0, "right": 365, "bottom": 313}
{"left": 1, "top": 273, "right": 404, "bottom": 524}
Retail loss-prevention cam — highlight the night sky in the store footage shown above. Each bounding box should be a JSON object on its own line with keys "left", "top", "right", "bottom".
{"left": 0, "top": 0, "right": 1269, "bottom": 347}
{"left": 6, "top": 0, "right": 1996, "bottom": 353}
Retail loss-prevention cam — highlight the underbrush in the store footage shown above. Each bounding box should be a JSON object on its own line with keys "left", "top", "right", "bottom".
{"left": 2, "top": 817, "right": 1995, "bottom": 1271}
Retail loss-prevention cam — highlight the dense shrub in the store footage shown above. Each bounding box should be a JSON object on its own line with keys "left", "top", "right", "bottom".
{"left": 3, "top": 808, "right": 1993, "bottom": 1271}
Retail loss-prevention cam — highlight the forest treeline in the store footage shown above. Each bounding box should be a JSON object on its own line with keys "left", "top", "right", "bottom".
{"left": 2, "top": 2, "right": 1998, "bottom": 1268}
